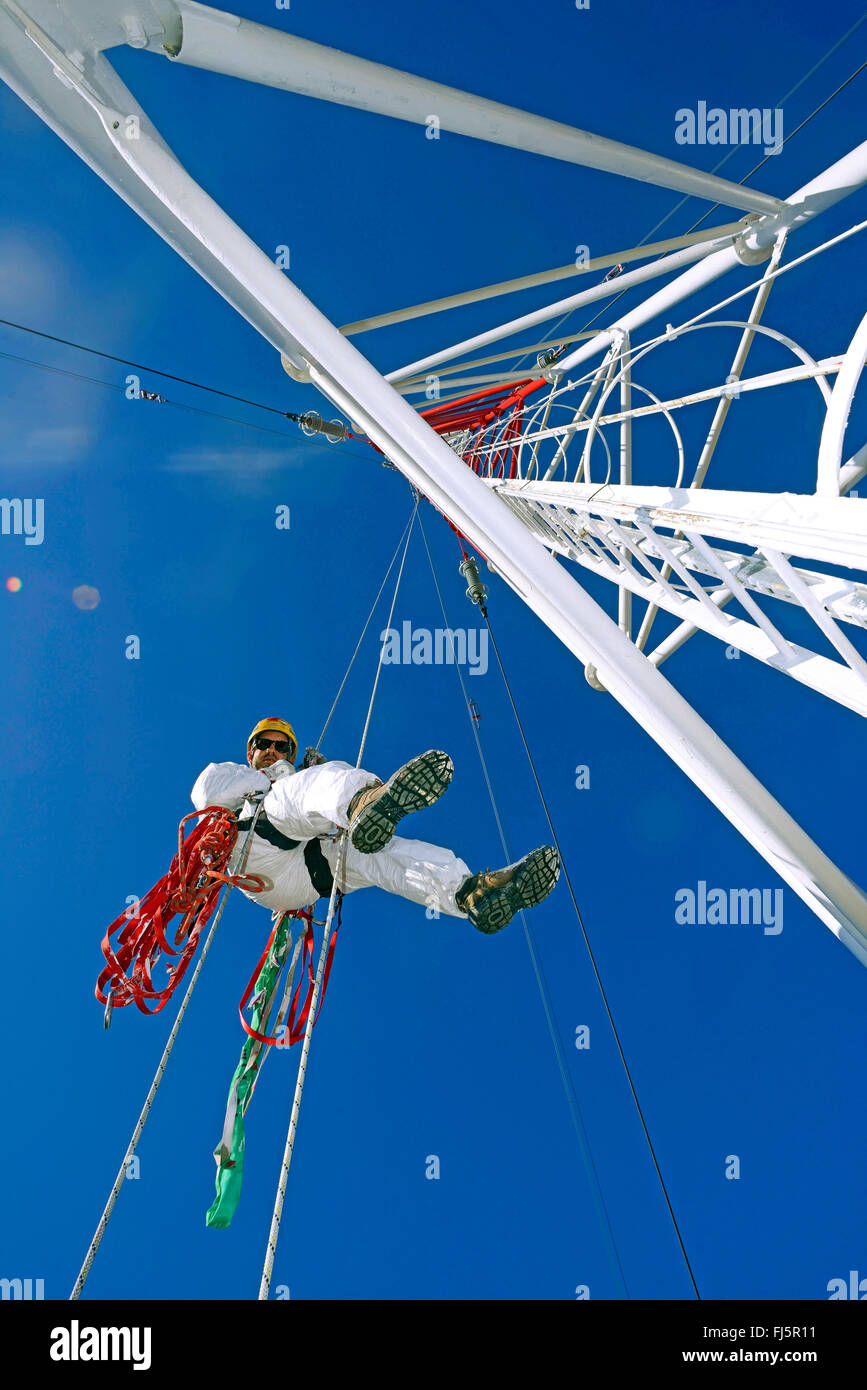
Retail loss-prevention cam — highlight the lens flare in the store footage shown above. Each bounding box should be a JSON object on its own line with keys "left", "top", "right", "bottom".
{"left": 6, "top": 577, "right": 22, "bottom": 593}
{"left": 72, "top": 585, "right": 100, "bottom": 610}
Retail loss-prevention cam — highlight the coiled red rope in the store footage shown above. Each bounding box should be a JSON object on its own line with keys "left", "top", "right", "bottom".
{"left": 96, "top": 805, "right": 267, "bottom": 1015}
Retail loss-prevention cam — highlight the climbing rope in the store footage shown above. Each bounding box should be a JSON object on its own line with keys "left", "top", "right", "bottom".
{"left": 208, "top": 504, "right": 424, "bottom": 1236}
{"left": 316, "top": 506, "right": 418, "bottom": 751}
{"left": 257, "top": 844, "right": 348, "bottom": 1300}
{"left": 70, "top": 796, "right": 267, "bottom": 1300}
{"left": 482, "top": 599, "right": 701, "bottom": 1299}
{"left": 257, "top": 497, "right": 420, "bottom": 1298}
{"left": 417, "top": 513, "right": 630, "bottom": 1298}
{"left": 438, "top": 518, "right": 702, "bottom": 1298}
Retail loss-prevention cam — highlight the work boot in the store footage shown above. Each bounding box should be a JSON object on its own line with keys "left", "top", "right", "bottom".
{"left": 347, "top": 749, "right": 454, "bottom": 853}
{"left": 455, "top": 846, "right": 560, "bottom": 934}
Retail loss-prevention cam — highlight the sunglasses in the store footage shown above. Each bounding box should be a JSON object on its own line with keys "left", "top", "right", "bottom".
{"left": 252, "top": 736, "right": 294, "bottom": 754}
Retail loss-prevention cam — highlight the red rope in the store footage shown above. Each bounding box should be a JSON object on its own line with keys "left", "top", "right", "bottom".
{"left": 419, "top": 378, "right": 546, "bottom": 481}
{"left": 95, "top": 806, "right": 267, "bottom": 1016}
{"left": 369, "top": 377, "right": 545, "bottom": 480}
{"left": 383, "top": 376, "right": 547, "bottom": 549}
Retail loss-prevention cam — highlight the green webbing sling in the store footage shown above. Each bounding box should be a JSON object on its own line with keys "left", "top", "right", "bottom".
{"left": 206, "top": 912, "right": 301, "bottom": 1229}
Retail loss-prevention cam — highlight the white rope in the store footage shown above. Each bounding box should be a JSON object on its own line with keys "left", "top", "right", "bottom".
{"left": 256, "top": 840, "right": 347, "bottom": 1301}
{"left": 257, "top": 499, "right": 419, "bottom": 1299}
{"left": 316, "top": 505, "right": 417, "bottom": 750}
{"left": 355, "top": 498, "right": 419, "bottom": 768}
{"left": 69, "top": 798, "right": 266, "bottom": 1300}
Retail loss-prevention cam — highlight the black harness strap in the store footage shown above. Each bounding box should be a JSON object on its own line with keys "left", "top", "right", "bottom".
{"left": 302, "top": 839, "right": 335, "bottom": 900}
{"left": 236, "top": 808, "right": 335, "bottom": 900}
{"left": 236, "top": 808, "right": 299, "bottom": 851}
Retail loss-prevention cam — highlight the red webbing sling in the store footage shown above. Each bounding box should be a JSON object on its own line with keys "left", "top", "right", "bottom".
{"left": 237, "top": 895, "right": 343, "bottom": 1047}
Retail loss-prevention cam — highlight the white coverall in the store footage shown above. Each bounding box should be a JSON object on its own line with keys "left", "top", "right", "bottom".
{"left": 190, "top": 760, "right": 471, "bottom": 918}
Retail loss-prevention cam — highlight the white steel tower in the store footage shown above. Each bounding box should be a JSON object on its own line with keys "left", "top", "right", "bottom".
{"left": 2, "top": 0, "right": 865, "bottom": 962}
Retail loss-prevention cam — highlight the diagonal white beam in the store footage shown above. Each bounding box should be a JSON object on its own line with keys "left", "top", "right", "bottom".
{"left": 386, "top": 233, "right": 739, "bottom": 385}
{"left": 554, "top": 142, "right": 867, "bottom": 378}
{"left": 3, "top": 6, "right": 867, "bottom": 968}
{"left": 397, "top": 372, "right": 533, "bottom": 394}
{"left": 131, "top": 0, "right": 787, "bottom": 215}
{"left": 762, "top": 549, "right": 867, "bottom": 682}
{"left": 340, "top": 222, "right": 746, "bottom": 336}
{"left": 632, "top": 537, "right": 867, "bottom": 630}
{"left": 397, "top": 333, "right": 598, "bottom": 388}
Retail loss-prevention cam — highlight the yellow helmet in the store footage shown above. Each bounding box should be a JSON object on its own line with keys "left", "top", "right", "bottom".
{"left": 247, "top": 717, "right": 298, "bottom": 763}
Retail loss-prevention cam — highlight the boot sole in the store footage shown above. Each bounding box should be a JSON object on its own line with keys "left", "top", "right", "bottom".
{"left": 471, "top": 846, "right": 560, "bottom": 934}
{"left": 350, "top": 749, "right": 454, "bottom": 854}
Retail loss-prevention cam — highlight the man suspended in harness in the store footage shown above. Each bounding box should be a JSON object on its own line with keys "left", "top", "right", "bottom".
{"left": 191, "top": 717, "right": 561, "bottom": 934}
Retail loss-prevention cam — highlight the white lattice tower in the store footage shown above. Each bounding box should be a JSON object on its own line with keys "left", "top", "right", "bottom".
{"left": 1, "top": 0, "right": 865, "bottom": 963}
{"left": 410, "top": 293, "right": 867, "bottom": 718}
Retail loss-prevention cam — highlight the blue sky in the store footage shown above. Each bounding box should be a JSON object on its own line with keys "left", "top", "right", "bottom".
{"left": 1, "top": 0, "right": 866, "bottom": 1301}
